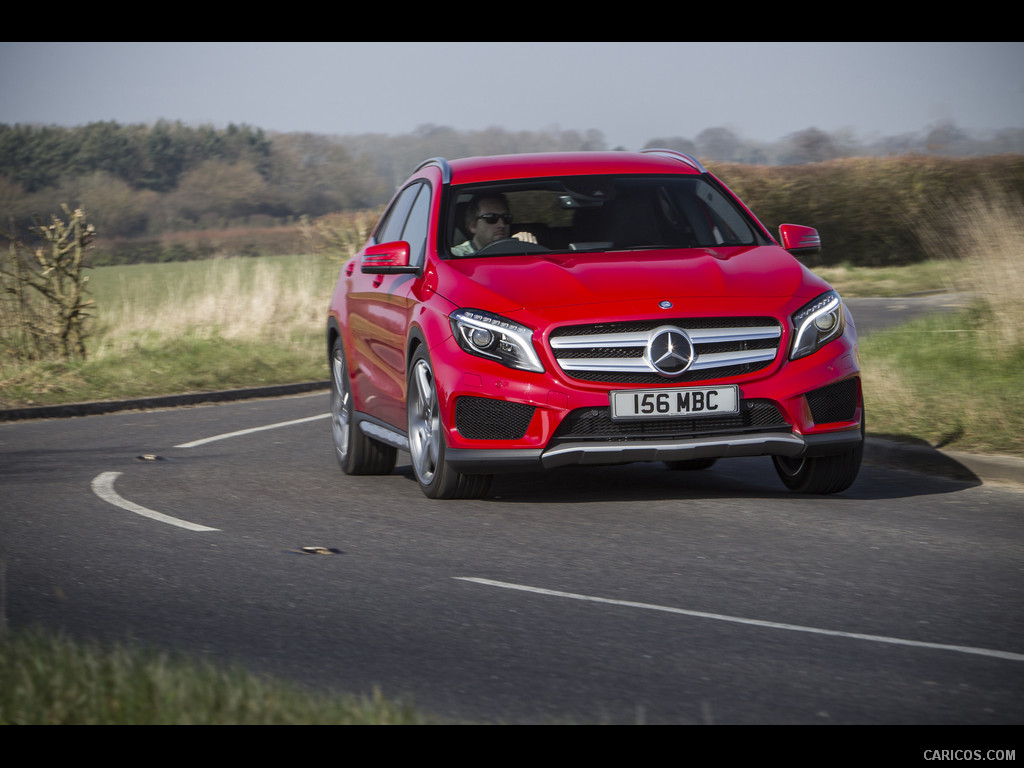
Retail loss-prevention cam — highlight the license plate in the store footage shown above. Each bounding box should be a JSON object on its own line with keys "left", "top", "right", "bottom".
{"left": 610, "top": 386, "right": 739, "bottom": 420}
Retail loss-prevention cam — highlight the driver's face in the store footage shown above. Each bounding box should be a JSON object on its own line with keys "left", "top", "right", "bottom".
{"left": 470, "top": 199, "right": 511, "bottom": 247}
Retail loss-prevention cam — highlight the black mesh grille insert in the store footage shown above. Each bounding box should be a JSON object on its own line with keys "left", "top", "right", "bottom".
{"left": 551, "top": 399, "right": 789, "bottom": 443}
{"left": 455, "top": 396, "right": 536, "bottom": 440}
{"left": 806, "top": 378, "right": 859, "bottom": 424}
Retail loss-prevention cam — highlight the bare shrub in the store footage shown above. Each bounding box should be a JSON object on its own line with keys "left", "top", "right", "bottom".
{"left": 302, "top": 209, "right": 381, "bottom": 263}
{"left": 0, "top": 206, "right": 95, "bottom": 362}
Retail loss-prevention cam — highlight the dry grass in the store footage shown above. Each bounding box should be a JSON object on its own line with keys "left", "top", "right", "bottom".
{"left": 91, "top": 255, "right": 334, "bottom": 356}
{"left": 859, "top": 187, "right": 1024, "bottom": 456}
{"left": 0, "top": 254, "right": 338, "bottom": 407}
{"left": 914, "top": 186, "right": 1024, "bottom": 353}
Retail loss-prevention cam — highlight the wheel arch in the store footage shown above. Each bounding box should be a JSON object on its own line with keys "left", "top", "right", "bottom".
{"left": 326, "top": 315, "right": 342, "bottom": 363}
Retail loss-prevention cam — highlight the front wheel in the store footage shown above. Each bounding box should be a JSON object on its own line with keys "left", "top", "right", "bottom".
{"left": 407, "top": 348, "right": 492, "bottom": 499}
{"left": 772, "top": 420, "right": 864, "bottom": 494}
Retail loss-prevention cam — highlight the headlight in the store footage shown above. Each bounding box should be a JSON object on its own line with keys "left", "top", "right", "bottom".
{"left": 450, "top": 309, "right": 544, "bottom": 373}
{"left": 790, "top": 290, "right": 845, "bottom": 360}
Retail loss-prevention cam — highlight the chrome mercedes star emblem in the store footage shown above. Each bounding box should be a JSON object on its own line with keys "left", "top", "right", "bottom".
{"left": 645, "top": 327, "right": 695, "bottom": 376}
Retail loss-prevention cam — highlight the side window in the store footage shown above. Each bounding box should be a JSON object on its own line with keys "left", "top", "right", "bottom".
{"left": 375, "top": 184, "right": 419, "bottom": 245}
{"left": 400, "top": 184, "right": 431, "bottom": 268}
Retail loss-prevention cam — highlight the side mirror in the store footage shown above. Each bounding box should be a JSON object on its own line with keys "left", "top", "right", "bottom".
{"left": 778, "top": 224, "right": 821, "bottom": 255}
{"left": 360, "top": 241, "right": 419, "bottom": 274}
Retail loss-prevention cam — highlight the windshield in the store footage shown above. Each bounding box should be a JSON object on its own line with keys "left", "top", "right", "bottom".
{"left": 446, "top": 174, "right": 765, "bottom": 258}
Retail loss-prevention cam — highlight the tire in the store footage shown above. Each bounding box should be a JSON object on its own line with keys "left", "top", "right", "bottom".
{"left": 772, "top": 418, "right": 864, "bottom": 494}
{"left": 407, "top": 348, "right": 492, "bottom": 499}
{"left": 330, "top": 338, "right": 396, "bottom": 475}
{"left": 664, "top": 458, "right": 718, "bottom": 471}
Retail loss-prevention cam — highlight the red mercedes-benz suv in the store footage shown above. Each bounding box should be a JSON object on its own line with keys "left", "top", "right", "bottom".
{"left": 326, "top": 151, "right": 863, "bottom": 499}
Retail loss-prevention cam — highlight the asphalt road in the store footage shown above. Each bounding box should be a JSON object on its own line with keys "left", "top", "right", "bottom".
{"left": 845, "top": 293, "right": 972, "bottom": 335}
{"left": 2, "top": 390, "right": 1022, "bottom": 724}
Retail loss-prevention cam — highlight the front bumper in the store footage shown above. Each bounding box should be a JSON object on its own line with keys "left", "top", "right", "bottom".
{"left": 445, "top": 425, "right": 863, "bottom": 473}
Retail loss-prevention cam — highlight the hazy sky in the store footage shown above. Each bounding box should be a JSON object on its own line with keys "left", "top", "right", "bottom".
{"left": 2, "top": 42, "right": 1021, "bottom": 149}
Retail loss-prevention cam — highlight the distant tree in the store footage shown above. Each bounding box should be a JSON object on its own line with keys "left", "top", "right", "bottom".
{"left": 695, "top": 127, "right": 741, "bottom": 162}
{"left": 75, "top": 121, "right": 141, "bottom": 182}
{"left": 56, "top": 171, "right": 157, "bottom": 237}
{"left": 990, "top": 127, "right": 1024, "bottom": 155}
{"left": 780, "top": 127, "right": 841, "bottom": 164}
{"left": 162, "top": 158, "right": 278, "bottom": 226}
{"left": 925, "top": 121, "right": 969, "bottom": 155}
{"left": 0, "top": 173, "right": 32, "bottom": 222}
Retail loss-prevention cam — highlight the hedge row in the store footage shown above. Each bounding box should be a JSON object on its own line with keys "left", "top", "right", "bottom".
{"left": 87, "top": 155, "right": 1024, "bottom": 268}
{"left": 711, "top": 155, "right": 1024, "bottom": 266}
{"left": 90, "top": 226, "right": 306, "bottom": 266}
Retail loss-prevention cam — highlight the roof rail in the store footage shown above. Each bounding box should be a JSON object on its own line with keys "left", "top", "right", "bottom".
{"left": 415, "top": 157, "right": 452, "bottom": 184}
{"left": 639, "top": 148, "right": 707, "bottom": 174}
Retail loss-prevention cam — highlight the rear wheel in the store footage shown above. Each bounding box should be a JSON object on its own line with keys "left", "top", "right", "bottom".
{"left": 330, "top": 338, "right": 396, "bottom": 475}
{"left": 407, "top": 348, "right": 492, "bottom": 499}
{"left": 773, "top": 418, "right": 864, "bottom": 494}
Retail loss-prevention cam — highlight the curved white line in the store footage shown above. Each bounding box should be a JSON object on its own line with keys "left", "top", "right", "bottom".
{"left": 456, "top": 577, "right": 1024, "bottom": 663}
{"left": 174, "top": 413, "right": 329, "bottom": 448}
{"left": 91, "top": 472, "right": 219, "bottom": 531}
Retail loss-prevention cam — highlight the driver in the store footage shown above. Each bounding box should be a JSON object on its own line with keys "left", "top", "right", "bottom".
{"left": 452, "top": 193, "right": 536, "bottom": 256}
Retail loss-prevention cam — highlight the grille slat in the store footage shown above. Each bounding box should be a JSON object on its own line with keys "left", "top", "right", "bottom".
{"left": 549, "top": 317, "right": 782, "bottom": 384}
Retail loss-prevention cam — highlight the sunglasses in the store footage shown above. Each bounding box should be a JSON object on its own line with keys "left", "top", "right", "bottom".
{"left": 476, "top": 213, "right": 513, "bottom": 224}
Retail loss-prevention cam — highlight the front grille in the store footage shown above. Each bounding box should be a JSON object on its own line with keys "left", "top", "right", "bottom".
{"left": 806, "top": 378, "right": 859, "bottom": 424}
{"left": 550, "top": 399, "right": 789, "bottom": 444}
{"left": 549, "top": 317, "right": 782, "bottom": 384}
{"left": 455, "top": 396, "right": 536, "bottom": 440}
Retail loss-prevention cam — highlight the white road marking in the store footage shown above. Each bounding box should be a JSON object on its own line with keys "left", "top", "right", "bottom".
{"left": 91, "top": 471, "right": 219, "bottom": 532}
{"left": 174, "top": 413, "right": 330, "bottom": 448}
{"left": 457, "top": 577, "right": 1024, "bottom": 663}
{"left": 92, "top": 413, "right": 329, "bottom": 530}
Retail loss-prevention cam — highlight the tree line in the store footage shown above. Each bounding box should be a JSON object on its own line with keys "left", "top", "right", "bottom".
{"left": 2, "top": 119, "right": 1022, "bottom": 241}
{"left": 0, "top": 121, "right": 385, "bottom": 238}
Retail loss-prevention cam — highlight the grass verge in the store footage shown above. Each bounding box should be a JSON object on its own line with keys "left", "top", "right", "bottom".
{"left": 860, "top": 305, "right": 1024, "bottom": 457}
{"left": 0, "top": 255, "right": 332, "bottom": 409}
{"left": 860, "top": 186, "right": 1024, "bottom": 458}
{"left": 813, "top": 259, "right": 965, "bottom": 298}
{"left": 0, "top": 626, "right": 436, "bottom": 725}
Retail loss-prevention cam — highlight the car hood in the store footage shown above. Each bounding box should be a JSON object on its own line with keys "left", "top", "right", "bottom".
{"left": 434, "top": 246, "right": 831, "bottom": 314}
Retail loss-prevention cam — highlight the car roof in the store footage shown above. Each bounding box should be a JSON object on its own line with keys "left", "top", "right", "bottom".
{"left": 440, "top": 151, "right": 706, "bottom": 185}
